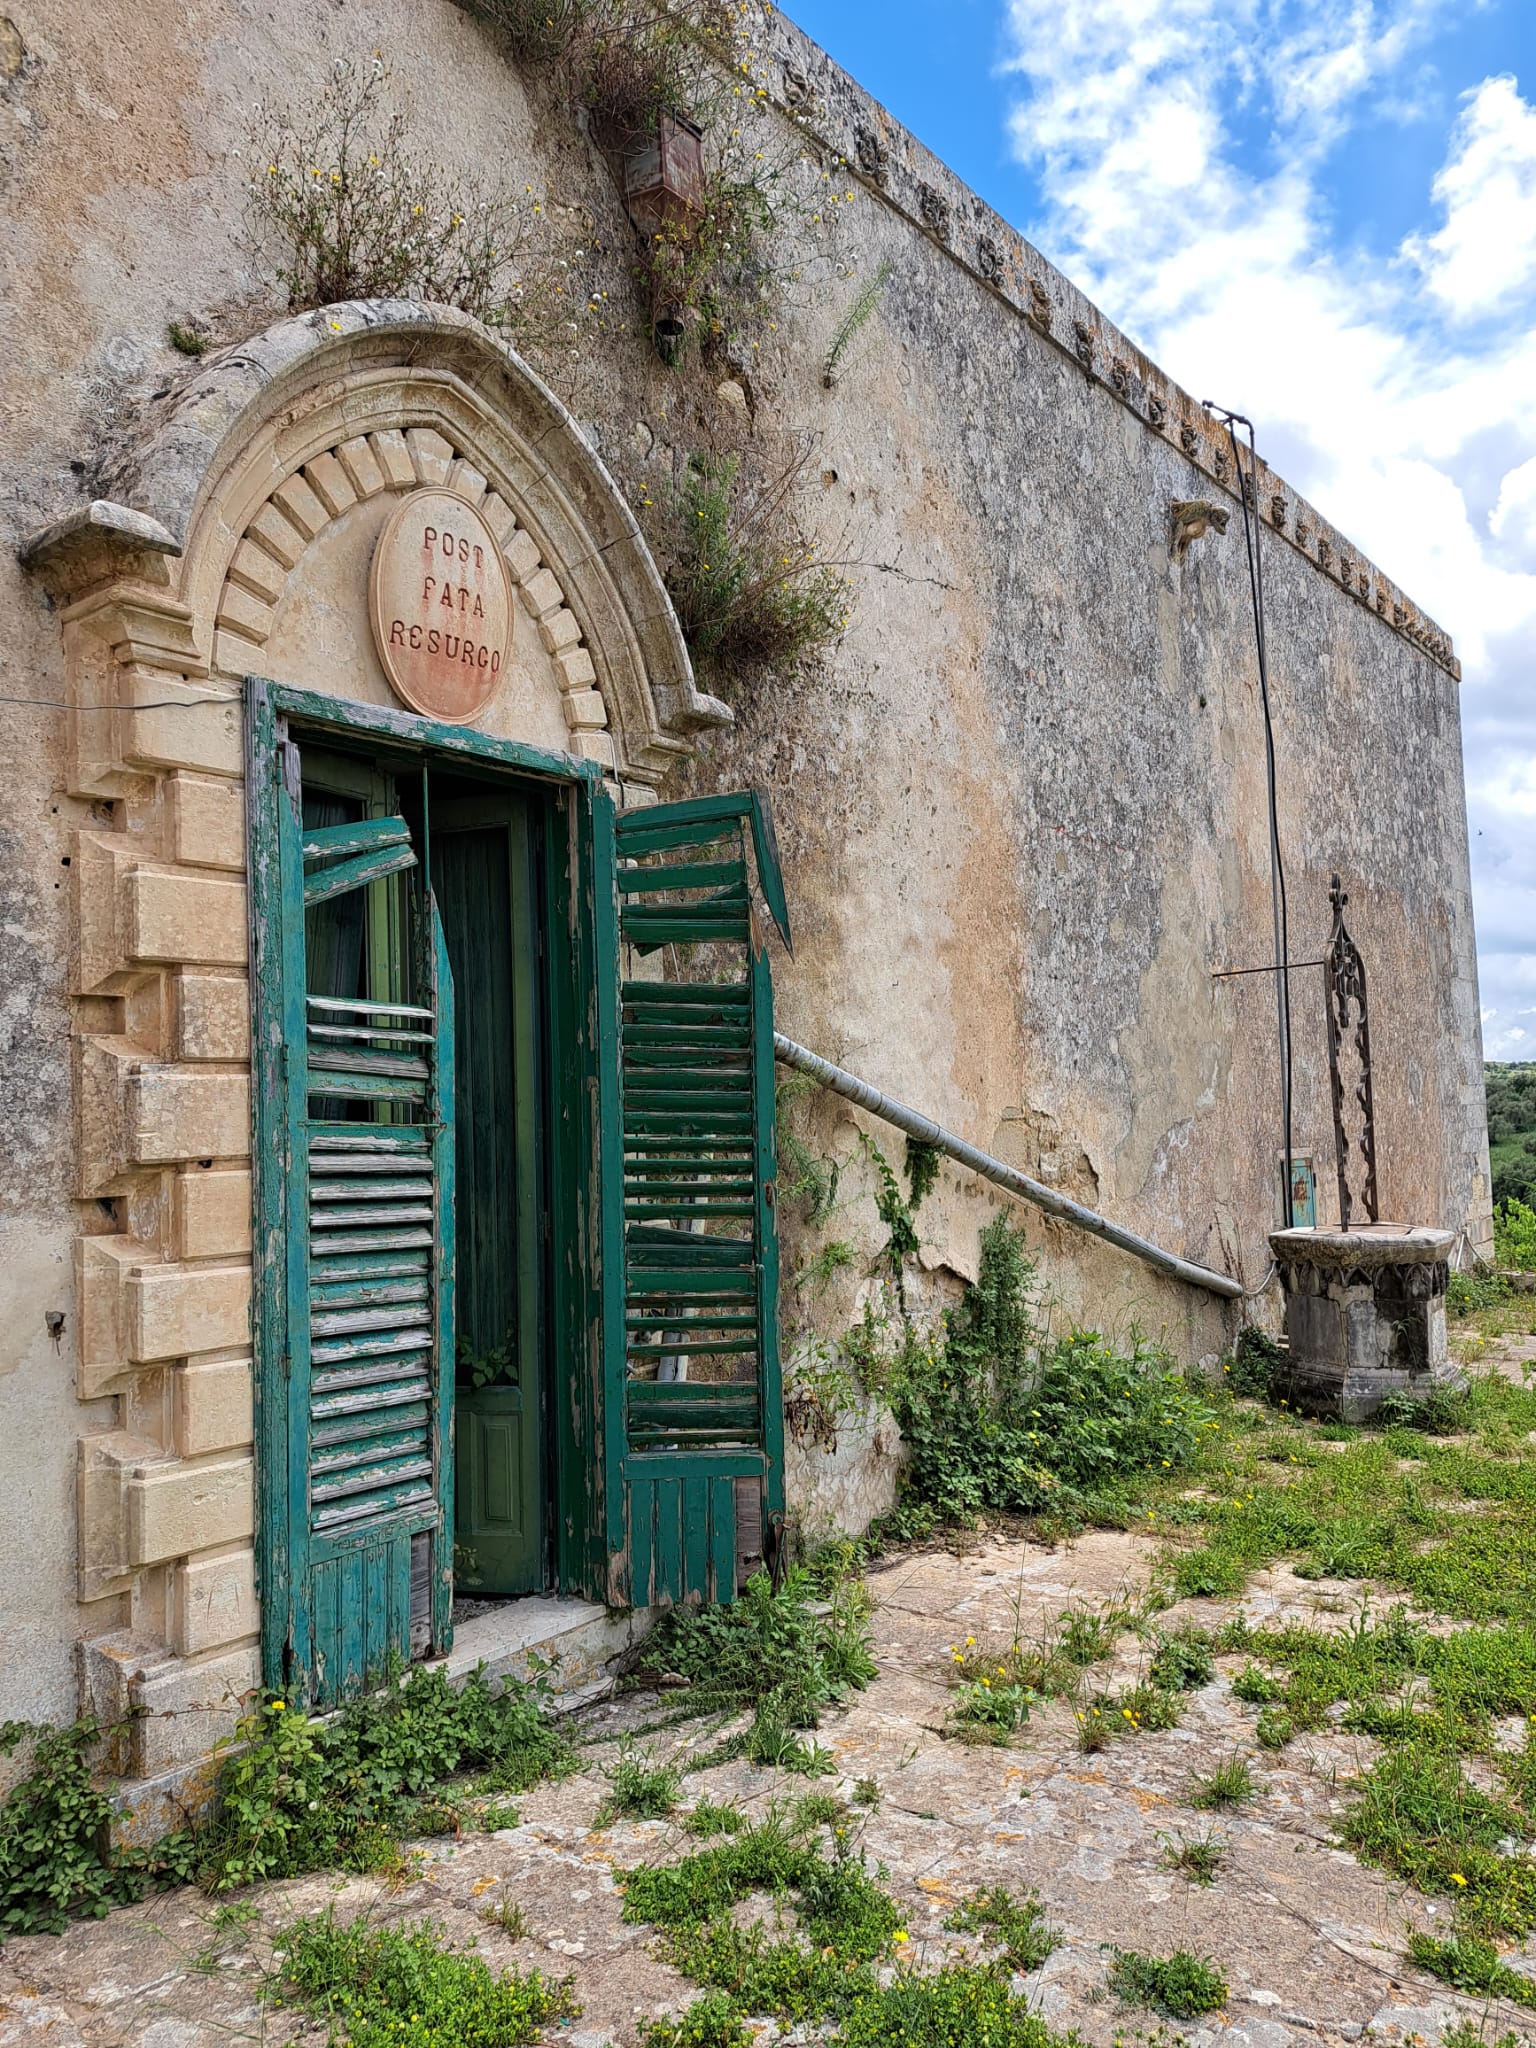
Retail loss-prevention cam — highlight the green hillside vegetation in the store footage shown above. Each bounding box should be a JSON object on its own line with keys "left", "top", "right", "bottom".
{"left": 1487, "top": 1063, "right": 1536, "bottom": 1210}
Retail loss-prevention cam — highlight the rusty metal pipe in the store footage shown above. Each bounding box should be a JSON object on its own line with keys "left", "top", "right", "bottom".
{"left": 773, "top": 1033, "right": 1244, "bottom": 1302}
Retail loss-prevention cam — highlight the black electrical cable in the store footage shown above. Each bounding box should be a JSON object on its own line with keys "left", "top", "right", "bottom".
{"left": 1204, "top": 403, "right": 1296, "bottom": 1230}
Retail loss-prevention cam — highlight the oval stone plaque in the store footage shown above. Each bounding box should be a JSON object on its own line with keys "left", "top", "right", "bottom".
{"left": 369, "top": 489, "right": 514, "bottom": 722}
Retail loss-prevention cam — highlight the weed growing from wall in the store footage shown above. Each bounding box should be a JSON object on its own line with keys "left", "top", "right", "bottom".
{"left": 1225, "top": 1323, "right": 1283, "bottom": 1399}
{"left": 776, "top": 1073, "right": 840, "bottom": 1227}
{"left": 0, "top": 1717, "right": 193, "bottom": 1938}
{"left": 458, "top": 0, "right": 739, "bottom": 146}
{"left": 204, "top": 1663, "right": 575, "bottom": 1888}
{"left": 460, "top": 0, "right": 868, "bottom": 684}
{"left": 822, "top": 262, "right": 892, "bottom": 389}
{"left": 459, "top": 0, "right": 840, "bottom": 364}
{"left": 248, "top": 61, "right": 605, "bottom": 371}
{"left": 654, "top": 447, "right": 852, "bottom": 691}
{"left": 881, "top": 1217, "right": 1214, "bottom": 1532}
{"left": 0, "top": 1660, "right": 581, "bottom": 1940}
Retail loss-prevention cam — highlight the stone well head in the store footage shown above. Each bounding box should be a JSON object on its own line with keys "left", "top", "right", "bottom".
{"left": 1269, "top": 1224, "right": 1461, "bottom": 1423}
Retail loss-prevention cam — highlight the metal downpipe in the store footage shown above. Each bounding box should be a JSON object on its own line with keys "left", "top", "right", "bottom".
{"left": 773, "top": 1034, "right": 1244, "bottom": 1303}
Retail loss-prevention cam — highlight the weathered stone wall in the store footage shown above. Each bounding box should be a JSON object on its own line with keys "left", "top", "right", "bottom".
{"left": 0, "top": 0, "right": 1488, "bottom": 1728}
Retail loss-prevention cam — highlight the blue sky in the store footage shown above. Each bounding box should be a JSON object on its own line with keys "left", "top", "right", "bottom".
{"left": 788, "top": 0, "right": 1536, "bottom": 1062}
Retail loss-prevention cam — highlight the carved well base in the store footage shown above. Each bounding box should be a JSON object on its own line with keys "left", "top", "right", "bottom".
{"left": 1270, "top": 1226, "right": 1462, "bottom": 1423}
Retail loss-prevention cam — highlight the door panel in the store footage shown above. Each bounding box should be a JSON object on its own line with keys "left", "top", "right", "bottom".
{"left": 432, "top": 795, "right": 547, "bottom": 1596}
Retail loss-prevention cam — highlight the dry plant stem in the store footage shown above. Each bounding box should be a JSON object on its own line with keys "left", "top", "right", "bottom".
{"left": 247, "top": 59, "right": 602, "bottom": 376}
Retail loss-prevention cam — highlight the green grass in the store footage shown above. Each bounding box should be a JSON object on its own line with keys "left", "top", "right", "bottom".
{"left": 273, "top": 1909, "right": 579, "bottom": 2046}
{"left": 645, "top": 1565, "right": 875, "bottom": 1778}
{"left": 1148, "top": 1626, "right": 1215, "bottom": 1693}
{"left": 683, "top": 1797, "right": 745, "bottom": 1839}
{"left": 638, "top": 1991, "right": 753, "bottom": 2048}
{"left": 479, "top": 1897, "right": 529, "bottom": 1939}
{"left": 594, "top": 1743, "right": 681, "bottom": 1827}
{"left": 1163, "top": 1380, "right": 1536, "bottom": 1624}
{"left": 618, "top": 1806, "right": 903, "bottom": 2023}
{"left": 1407, "top": 1930, "right": 1536, "bottom": 2005}
{"left": 1443, "top": 2024, "right": 1523, "bottom": 2048}
{"left": 833, "top": 1961, "right": 1079, "bottom": 2048}
{"left": 1158, "top": 1829, "right": 1229, "bottom": 1886}
{"left": 1188, "top": 1755, "right": 1256, "bottom": 1810}
{"left": 944, "top": 1886, "right": 1062, "bottom": 1970}
{"left": 1106, "top": 1947, "right": 1228, "bottom": 2018}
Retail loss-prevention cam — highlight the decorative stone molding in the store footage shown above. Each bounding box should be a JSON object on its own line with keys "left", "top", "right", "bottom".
{"left": 210, "top": 419, "right": 631, "bottom": 767}
{"left": 20, "top": 302, "right": 711, "bottom": 1773}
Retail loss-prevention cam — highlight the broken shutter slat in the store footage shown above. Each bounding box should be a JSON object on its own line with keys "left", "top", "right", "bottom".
{"left": 302, "top": 816, "right": 416, "bottom": 861}
{"left": 617, "top": 859, "right": 747, "bottom": 893}
{"left": 303, "top": 838, "right": 419, "bottom": 906}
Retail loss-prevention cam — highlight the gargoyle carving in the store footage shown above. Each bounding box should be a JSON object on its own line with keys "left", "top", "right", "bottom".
{"left": 1171, "top": 499, "right": 1231, "bottom": 559}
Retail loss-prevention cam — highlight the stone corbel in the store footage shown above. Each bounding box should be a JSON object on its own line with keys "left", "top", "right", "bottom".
{"left": 17, "top": 500, "right": 181, "bottom": 604}
{"left": 77, "top": 1232, "right": 252, "bottom": 1394}
{"left": 77, "top": 1429, "right": 168, "bottom": 1599}
{"left": 16, "top": 500, "right": 219, "bottom": 797}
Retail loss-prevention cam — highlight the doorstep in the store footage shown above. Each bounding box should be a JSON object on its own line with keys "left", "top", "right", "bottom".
{"left": 428, "top": 1594, "right": 661, "bottom": 1704}
{"left": 109, "top": 1596, "right": 661, "bottom": 1846}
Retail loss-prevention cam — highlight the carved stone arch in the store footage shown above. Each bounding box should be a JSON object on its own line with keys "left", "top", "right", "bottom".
{"left": 106, "top": 298, "right": 731, "bottom": 780}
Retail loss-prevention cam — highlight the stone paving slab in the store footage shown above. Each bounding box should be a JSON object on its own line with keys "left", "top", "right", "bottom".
{"left": 4, "top": 1524, "right": 1536, "bottom": 2047}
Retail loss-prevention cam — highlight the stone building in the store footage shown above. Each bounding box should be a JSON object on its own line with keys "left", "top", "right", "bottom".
{"left": 0, "top": 0, "right": 1489, "bottom": 1814}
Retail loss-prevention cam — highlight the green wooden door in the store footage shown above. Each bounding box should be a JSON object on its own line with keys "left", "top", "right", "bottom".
{"left": 432, "top": 794, "right": 548, "bottom": 1596}
{"left": 251, "top": 719, "right": 456, "bottom": 1705}
{"left": 594, "top": 791, "right": 791, "bottom": 1609}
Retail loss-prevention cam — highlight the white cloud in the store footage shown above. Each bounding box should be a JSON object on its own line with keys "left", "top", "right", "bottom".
{"left": 1490, "top": 452, "right": 1536, "bottom": 567}
{"left": 1404, "top": 75, "right": 1536, "bottom": 317}
{"left": 1002, "top": 0, "right": 1536, "bottom": 1068}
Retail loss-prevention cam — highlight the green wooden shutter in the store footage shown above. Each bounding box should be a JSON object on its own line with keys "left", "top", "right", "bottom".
{"left": 598, "top": 791, "right": 789, "bottom": 1609}
{"left": 253, "top": 719, "right": 456, "bottom": 1705}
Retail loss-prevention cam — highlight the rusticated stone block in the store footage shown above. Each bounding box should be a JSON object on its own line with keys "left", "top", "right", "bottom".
{"left": 129, "top": 1067, "right": 251, "bottom": 1168}
{"left": 127, "top": 869, "right": 246, "bottom": 967}
{"left": 174, "top": 1357, "right": 254, "bottom": 1457}
{"left": 130, "top": 1643, "right": 259, "bottom": 1774}
{"left": 173, "top": 972, "right": 250, "bottom": 1060}
{"left": 129, "top": 1262, "right": 250, "bottom": 1362}
{"left": 129, "top": 1453, "right": 254, "bottom": 1565}
{"left": 174, "top": 1167, "right": 252, "bottom": 1259}
{"left": 167, "top": 773, "right": 245, "bottom": 871}
{"left": 171, "top": 1547, "right": 257, "bottom": 1656}
{"left": 80, "top": 1040, "right": 252, "bottom": 1191}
